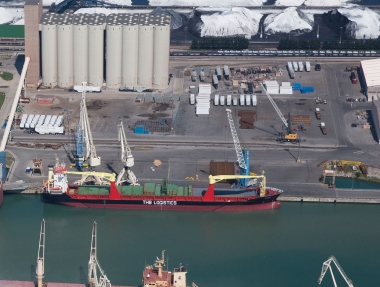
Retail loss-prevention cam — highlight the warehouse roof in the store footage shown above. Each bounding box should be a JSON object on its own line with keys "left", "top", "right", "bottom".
{"left": 0, "top": 25, "right": 24, "bottom": 38}
{"left": 25, "top": 0, "right": 41, "bottom": 5}
{"left": 361, "top": 58, "right": 380, "bottom": 87}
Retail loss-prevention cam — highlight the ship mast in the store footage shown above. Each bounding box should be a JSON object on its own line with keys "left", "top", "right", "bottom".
{"left": 154, "top": 250, "right": 165, "bottom": 278}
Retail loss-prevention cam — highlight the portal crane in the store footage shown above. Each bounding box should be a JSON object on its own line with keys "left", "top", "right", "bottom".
{"left": 88, "top": 222, "right": 111, "bottom": 287}
{"left": 226, "top": 109, "right": 250, "bottom": 187}
{"left": 74, "top": 82, "right": 101, "bottom": 169}
{"left": 318, "top": 256, "right": 354, "bottom": 287}
{"left": 260, "top": 83, "right": 298, "bottom": 143}
{"left": 36, "top": 219, "right": 45, "bottom": 287}
{"left": 116, "top": 120, "right": 138, "bottom": 186}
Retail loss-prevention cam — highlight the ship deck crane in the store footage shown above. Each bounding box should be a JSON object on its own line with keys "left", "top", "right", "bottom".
{"left": 36, "top": 219, "right": 45, "bottom": 287}
{"left": 116, "top": 120, "right": 138, "bottom": 186}
{"left": 88, "top": 222, "right": 111, "bottom": 287}
{"left": 318, "top": 256, "right": 354, "bottom": 287}
{"left": 74, "top": 82, "right": 101, "bottom": 170}
{"left": 260, "top": 83, "right": 298, "bottom": 143}
{"left": 226, "top": 109, "right": 251, "bottom": 187}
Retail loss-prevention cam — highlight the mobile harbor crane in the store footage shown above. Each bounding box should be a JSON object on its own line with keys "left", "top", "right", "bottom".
{"left": 73, "top": 82, "right": 101, "bottom": 170}
{"left": 260, "top": 83, "right": 298, "bottom": 143}
{"left": 318, "top": 256, "right": 354, "bottom": 287}
{"left": 116, "top": 120, "right": 138, "bottom": 186}
{"left": 226, "top": 109, "right": 253, "bottom": 187}
{"left": 88, "top": 222, "right": 111, "bottom": 287}
{"left": 36, "top": 219, "right": 45, "bottom": 287}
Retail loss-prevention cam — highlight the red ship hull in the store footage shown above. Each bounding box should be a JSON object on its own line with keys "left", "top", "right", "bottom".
{"left": 42, "top": 192, "right": 281, "bottom": 212}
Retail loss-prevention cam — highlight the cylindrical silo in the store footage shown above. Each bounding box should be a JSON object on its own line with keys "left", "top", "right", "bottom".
{"left": 73, "top": 14, "right": 89, "bottom": 86}
{"left": 57, "top": 14, "right": 74, "bottom": 88}
{"left": 137, "top": 14, "right": 154, "bottom": 88}
{"left": 88, "top": 14, "right": 106, "bottom": 88}
{"left": 41, "top": 13, "right": 58, "bottom": 87}
{"left": 106, "top": 14, "right": 122, "bottom": 89}
{"left": 153, "top": 14, "right": 171, "bottom": 89}
{"left": 122, "top": 14, "right": 139, "bottom": 87}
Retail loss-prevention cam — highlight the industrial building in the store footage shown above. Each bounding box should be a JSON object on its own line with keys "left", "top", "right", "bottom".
{"left": 359, "top": 58, "right": 380, "bottom": 101}
{"left": 371, "top": 100, "right": 380, "bottom": 144}
{"left": 25, "top": 0, "right": 171, "bottom": 90}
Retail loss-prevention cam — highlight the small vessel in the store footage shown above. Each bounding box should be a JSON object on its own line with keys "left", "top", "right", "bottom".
{"left": 143, "top": 250, "right": 191, "bottom": 287}
{"left": 42, "top": 161, "right": 283, "bottom": 211}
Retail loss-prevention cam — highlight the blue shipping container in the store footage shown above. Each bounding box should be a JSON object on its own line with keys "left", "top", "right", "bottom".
{"left": 134, "top": 125, "right": 149, "bottom": 134}
{"left": 293, "top": 83, "right": 301, "bottom": 90}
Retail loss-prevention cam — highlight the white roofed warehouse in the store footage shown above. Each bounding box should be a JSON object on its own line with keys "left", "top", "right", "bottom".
{"left": 360, "top": 59, "right": 380, "bottom": 102}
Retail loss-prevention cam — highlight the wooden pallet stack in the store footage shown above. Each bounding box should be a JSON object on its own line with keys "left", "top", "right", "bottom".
{"left": 238, "top": 110, "right": 257, "bottom": 129}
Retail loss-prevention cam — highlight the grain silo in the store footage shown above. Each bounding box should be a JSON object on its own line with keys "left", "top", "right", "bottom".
{"left": 137, "top": 14, "right": 154, "bottom": 88}
{"left": 41, "top": 13, "right": 58, "bottom": 87}
{"left": 106, "top": 14, "right": 122, "bottom": 89}
{"left": 57, "top": 13, "right": 74, "bottom": 88}
{"left": 88, "top": 14, "right": 106, "bottom": 88}
{"left": 121, "top": 14, "right": 139, "bottom": 87}
{"left": 73, "top": 14, "right": 89, "bottom": 86}
{"left": 153, "top": 14, "right": 171, "bottom": 89}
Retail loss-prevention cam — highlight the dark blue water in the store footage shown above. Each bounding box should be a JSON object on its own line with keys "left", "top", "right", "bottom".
{"left": 1, "top": 195, "right": 380, "bottom": 286}
{"left": 325, "top": 176, "right": 380, "bottom": 189}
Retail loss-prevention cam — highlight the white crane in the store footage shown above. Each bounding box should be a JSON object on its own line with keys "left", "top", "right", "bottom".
{"left": 81, "top": 82, "right": 101, "bottom": 168}
{"left": 226, "top": 109, "right": 246, "bottom": 170}
{"left": 318, "top": 256, "right": 354, "bottom": 287}
{"left": 36, "top": 219, "right": 45, "bottom": 287}
{"left": 260, "top": 83, "right": 288, "bottom": 127}
{"left": 88, "top": 222, "right": 111, "bottom": 287}
{"left": 116, "top": 120, "right": 138, "bottom": 186}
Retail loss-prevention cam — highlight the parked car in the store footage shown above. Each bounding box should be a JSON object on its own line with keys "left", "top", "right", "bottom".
{"left": 315, "top": 64, "right": 321, "bottom": 71}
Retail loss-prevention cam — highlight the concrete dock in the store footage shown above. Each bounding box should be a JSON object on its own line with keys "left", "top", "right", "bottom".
{"left": 278, "top": 196, "right": 380, "bottom": 204}
{"left": 0, "top": 281, "right": 136, "bottom": 287}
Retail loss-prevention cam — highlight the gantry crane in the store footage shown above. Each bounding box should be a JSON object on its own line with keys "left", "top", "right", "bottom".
{"left": 116, "top": 120, "right": 138, "bottom": 186}
{"left": 260, "top": 83, "right": 298, "bottom": 143}
{"left": 36, "top": 219, "right": 45, "bottom": 287}
{"left": 226, "top": 109, "right": 251, "bottom": 187}
{"left": 318, "top": 256, "right": 354, "bottom": 287}
{"left": 88, "top": 222, "right": 111, "bottom": 287}
{"left": 74, "top": 82, "right": 101, "bottom": 169}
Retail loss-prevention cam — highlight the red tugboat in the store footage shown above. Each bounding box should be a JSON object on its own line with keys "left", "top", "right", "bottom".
{"left": 42, "top": 161, "right": 283, "bottom": 212}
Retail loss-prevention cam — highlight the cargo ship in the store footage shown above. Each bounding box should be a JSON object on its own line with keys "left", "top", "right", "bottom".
{"left": 42, "top": 162, "right": 283, "bottom": 211}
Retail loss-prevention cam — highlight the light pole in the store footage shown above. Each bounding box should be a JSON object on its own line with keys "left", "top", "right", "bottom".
{"left": 339, "top": 27, "right": 343, "bottom": 44}
{"left": 296, "top": 123, "right": 301, "bottom": 163}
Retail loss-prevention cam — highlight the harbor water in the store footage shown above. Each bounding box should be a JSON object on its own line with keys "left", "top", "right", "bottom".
{"left": 1, "top": 194, "right": 380, "bottom": 286}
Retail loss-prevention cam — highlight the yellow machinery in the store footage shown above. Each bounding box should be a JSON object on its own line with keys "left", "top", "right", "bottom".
{"left": 209, "top": 172, "right": 267, "bottom": 197}
{"left": 65, "top": 171, "right": 116, "bottom": 185}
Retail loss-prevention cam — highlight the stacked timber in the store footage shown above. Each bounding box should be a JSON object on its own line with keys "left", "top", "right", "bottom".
{"left": 238, "top": 110, "right": 257, "bottom": 129}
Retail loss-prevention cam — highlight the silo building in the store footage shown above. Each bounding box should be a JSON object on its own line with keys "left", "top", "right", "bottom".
{"left": 57, "top": 13, "right": 74, "bottom": 88}
{"left": 73, "top": 13, "right": 89, "bottom": 86}
{"left": 41, "top": 13, "right": 58, "bottom": 87}
{"left": 121, "top": 14, "right": 139, "bottom": 87}
{"left": 106, "top": 14, "right": 123, "bottom": 89}
{"left": 88, "top": 14, "right": 106, "bottom": 88}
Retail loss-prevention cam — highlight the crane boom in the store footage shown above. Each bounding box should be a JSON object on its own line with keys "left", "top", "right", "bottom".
{"left": 81, "top": 82, "right": 101, "bottom": 167}
{"left": 116, "top": 120, "right": 138, "bottom": 186}
{"left": 318, "top": 256, "right": 354, "bottom": 287}
{"left": 88, "top": 222, "right": 111, "bottom": 287}
{"left": 226, "top": 109, "right": 246, "bottom": 170}
{"left": 260, "top": 83, "right": 288, "bottom": 127}
{"left": 36, "top": 219, "right": 45, "bottom": 287}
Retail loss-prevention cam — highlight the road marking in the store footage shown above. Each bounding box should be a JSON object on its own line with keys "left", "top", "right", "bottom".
{"left": 353, "top": 150, "right": 364, "bottom": 154}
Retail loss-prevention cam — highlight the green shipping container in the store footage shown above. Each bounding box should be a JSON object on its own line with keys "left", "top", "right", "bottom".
{"left": 78, "top": 186, "right": 109, "bottom": 195}
{"left": 177, "top": 186, "right": 184, "bottom": 196}
{"left": 133, "top": 186, "right": 144, "bottom": 195}
{"left": 155, "top": 185, "right": 161, "bottom": 196}
{"left": 144, "top": 183, "right": 156, "bottom": 194}
{"left": 117, "top": 186, "right": 134, "bottom": 195}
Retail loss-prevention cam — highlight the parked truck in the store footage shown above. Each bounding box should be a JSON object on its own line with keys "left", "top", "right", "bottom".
{"left": 212, "top": 75, "right": 219, "bottom": 89}
{"left": 351, "top": 72, "right": 358, "bottom": 84}
{"left": 292, "top": 62, "right": 299, "bottom": 72}
{"left": 305, "top": 61, "right": 311, "bottom": 72}
{"left": 191, "top": 70, "right": 197, "bottom": 82}
{"left": 200, "top": 70, "right": 205, "bottom": 82}
{"left": 224, "top": 65, "right": 230, "bottom": 80}
{"left": 214, "top": 94, "right": 219, "bottom": 106}
{"left": 320, "top": 122, "right": 327, "bottom": 135}
{"left": 190, "top": 94, "right": 195, "bottom": 105}
{"left": 226, "top": 94, "right": 232, "bottom": 106}
{"left": 315, "top": 108, "right": 321, "bottom": 120}
{"left": 220, "top": 95, "right": 225, "bottom": 106}
{"left": 216, "top": 66, "right": 222, "bottom": 80}
{"left": 232, "top": 96, "right": 238, "bottom": 106}
{"left": 315, "top": 97, "right": 327, "bottom": 104}
{"left": 298, "top": 62, "right": 304, "bottom": 72}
